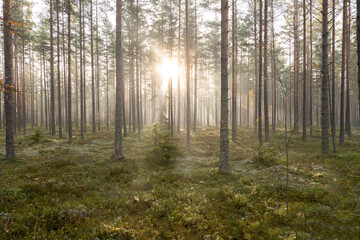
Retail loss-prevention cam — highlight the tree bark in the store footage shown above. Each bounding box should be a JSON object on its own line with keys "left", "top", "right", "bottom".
{"left": 185, "top": 0, "right": 191, "bottom": 149}
{"left": 96, "top": 0, "right": 100, "bottom": 132}
{"left": 56, "top": 0, "right": 62, "bottom": 138}
{"left": 258, "top": 0, "right": 263, "bottom": 146}
{"left": 321, "top": 0, "right": 330, "bottom": 154}
{"left": 68, "top": 0, "right": 72, "bottom": 141}
{"left": 219, "top": 0, "right": 229, "bottom": 172}
{"left": 177, "top": 0, "right": 181, "bottom": 133}
{"left": 357, "top": 0, "right": 360, "bottom": 132}
{"left": 193, "top": 0, "right": 198, "bottom": 133}
{"left": 3, "top": 0, "right": 16, "bottom": 159}
{"left": 345, "top": 2, "right": 351, "bottom": 137}
{"left": 302, "top": 0, "right": 307, "bottom": 142}
{"left": 264, "top": 0, "right": 269, "bottom": 143}
{"left": 294, "top": 0, "right": 299, "bottom": 131}
{"left": 91, "top": 0, "right": 96, "bottom": 134}
{"left": 79, "top": 0, "right": 84, "bottom": 139}
{"left": 339, "top": 0, "right": 347, "bottom": 144}
{"left": 231, "top": 0, "right": 237, "bottom": 142}
{"left": 115, "top": 0, "right": 123, "bottom": 160}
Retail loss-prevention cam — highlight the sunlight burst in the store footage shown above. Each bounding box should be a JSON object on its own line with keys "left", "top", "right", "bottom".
{"left": 158, "top": 57, "right": 180, "bottom": 91}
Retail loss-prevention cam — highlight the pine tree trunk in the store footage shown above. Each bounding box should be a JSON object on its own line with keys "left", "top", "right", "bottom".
{"left": 345, "top": 2, "right": 351, "bottom": 137}
{"left": 115, "top": 0, "right": 123, "bottom": 161}
{"left": 254, "top": 0, "right": 258, "bottom": 135}
{"left": 294, "top": 0, "right": 299, "bottom": 131}
{"left": 302, "top": 0, "right": 307, "bottom": 142}
{"left": 136, "top": 0, "right": 141, "bottom": 138}
{"left": 96, "top": 0, "right": 100, "bottom": 132}
{"left": 177, "top": 0, "right": 181, "bottom": 133}
{"left": 271, "top": 1, "right": 276, "bottom": 134}
{"left": 79, "top": 0, "right": 84, "bottom": 139}
{"left": 91, "top": 0, "right": 96, "bottom": 134}
{"left": 3, "top": 0, "right": 16, "bottom": 159}
{"left": 309, "top": 0, "right": 313, "bottom": 136}
{"left": 75, "top": 47, "right": 79, "bottom": 129}
{"left": 231, "top": 0, "right": 237, "bottom": 142}
{"left": 219, "top": 0, "right": 229, "bottom": 172}
{"left": 56, "top": 0, "right": 62, "bottom": 138}
{"left": 357, "top": 0, "right": 360, "bottom": 131}
{"left": 82, "top": 1, "right": 87, "bottom": 133}
{"left": 264, "top": 0, "right": 269, "bottom": 143}
{"left": 258, "top": 0, "right": 263, "bottom": 146}
{"left": 40, "top": 51, "right": 44, "bottom": 127}
{"left": 339, "top": 0, "right": 347, "bottom": 144}
{"left": 321, "top": 0, "right": 330, "bottom": 154}
{"left": 185, "top": 0, "right": 191, "bottom": 148}
{"left": 193, "top": 0, "right": 198, "bottom": 133}
{"left": 68, "top": 0, "right": 72, "bottom": 141}
{"left": 331, "top": 0, "right": 336, "bottom": 150}
{"left": 106, "top": 50, "right": 109, "bottom": 131}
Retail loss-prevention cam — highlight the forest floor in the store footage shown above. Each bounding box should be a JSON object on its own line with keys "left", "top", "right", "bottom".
{"left": 0, "top": 125, "right": 360, "bottom": 239}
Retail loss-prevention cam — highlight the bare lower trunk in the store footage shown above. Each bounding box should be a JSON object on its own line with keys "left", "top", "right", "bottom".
{"left": 321, "top": 0, "right": 330, "bottom": 154}
{"left": 68, "top": 0, "right": 72, "bottom": 141}
{"left": 185, "top": 0, "right": 191, "bottom": 149}
{"left": 3, "top": 0, "right": 16, "bottom": 159}
{"left": 114, "top": 0, "right": 123, "bottom": 161}
{"left": 264, "top": 0, "right": 269, "bottom": 143}
{"left": 219, "top": 0, "right": 229, "bottom": 172}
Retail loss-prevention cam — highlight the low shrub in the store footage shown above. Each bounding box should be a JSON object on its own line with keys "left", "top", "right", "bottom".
{"left": 252, "top": 146, "right": 280, "bottom": 166}
{"left": 144, "top": 124, "right": 182, "bottom": 168}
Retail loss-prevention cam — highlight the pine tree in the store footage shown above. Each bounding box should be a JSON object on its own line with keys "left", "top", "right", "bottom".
{"left": 185, "top": 0, "right": 190, "bottom": 149}
{"left": 321, "top": 0, "right": 330, "bottom": 154}
{"left": 50, "top": 0, "right": 56, "bottom": 136}
{"left": 339, "top": 0, "right": 347, "bottom": 145}
{"left": 67, "top": 0, "right": 72, "bottom": 141}
{"left": 219, "top": 0, "right": 229, "bottom": 172}
{"left": 302, "top": 0, "right": 307, "bottom": 142}
{"left": 264, "top": 0, "right": 269, "bottom": 143}
{"left": 3, "top": 0, "right": 16, "bottom": 159}
{"left": 115, "top": 0, "right": 123, "bottom": 161}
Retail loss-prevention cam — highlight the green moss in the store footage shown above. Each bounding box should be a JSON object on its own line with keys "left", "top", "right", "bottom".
{"left": 0, "top": 126, "right": 359, "bottom": 239}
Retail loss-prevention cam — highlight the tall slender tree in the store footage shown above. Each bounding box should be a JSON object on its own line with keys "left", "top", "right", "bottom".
{"left": 339, "top": 0, "right": 347, "bottom": 144}
{"left": 219, "top": 0, "right": 229, "bottom": 172}
{"left": 79, "top": 0, "right": 84, "bottom": 140}
{"left": 193, "top": 0, "right": 198, "bottom": 133}
{"left": 50, "top": 0, "right": 55, "bottom": 136}
{"left": 177, "top": 0, "right": 181, "bottom": 133}
{"left": 254, "top": 0, "right": 258, "bottom": 136}
{"left": 185, "top": 0, "right": 190, "bottom": 149}
{"left": 114, "top": 0, "right": 123, "bottom": 160}
{"left": 321, "top": 0, "right": 330, "bottom": 154}
{"left": 331, "top": 0, "right": 336, "bottom": 144}
{"left": 302, "top": 0, "right": 307, "bottom": 142}
{"left": 3, "top": 0, "right": 16, "bottom": 159}
{"left": 136, "top": 0, "right": 141, "bottom": 138}
{"left": 345, "top": 2, "right": 351, "bottom": 137}
{"left": 258, "top": 0, "right": 263, "bottom": 146}
{"left": 231, "top": 0, "right": 237, "bottom": 142}
{"left": 264, "top": 0, "right": 269, "bottom": 143}
{"left": 91, "top": 0, "right": 96, "bottom": 134}
{"left": 96, "top": 0, "right": 100, "bottom": 132}
{"left": 309, "top": 0, "right": 313, "bottom": 136}
{"left": 68, "top": 0, "right": 72, "bottom": 141}
{"left": 56, "top": 0, "right": 62, "bottom": 138}
{"left": 357, "top": 0, "right": 360, "bottom": 130}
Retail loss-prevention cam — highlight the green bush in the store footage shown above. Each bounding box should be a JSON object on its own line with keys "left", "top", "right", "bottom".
{"left": 252, "top": 146, "right": 279, "bottom": 166}
{"left": 328, "top": 153, "right": 360, "bottom": 175}
{"left": 27, "top": 128, "right": 48, "bottom": 144}
{"left": 144, "top": 124, "right": 182, "bottom": 168}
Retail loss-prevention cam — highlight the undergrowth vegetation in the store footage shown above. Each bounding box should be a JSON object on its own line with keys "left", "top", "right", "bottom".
{"left": 0, "top": 126, "right": 359, "bottom": 239}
